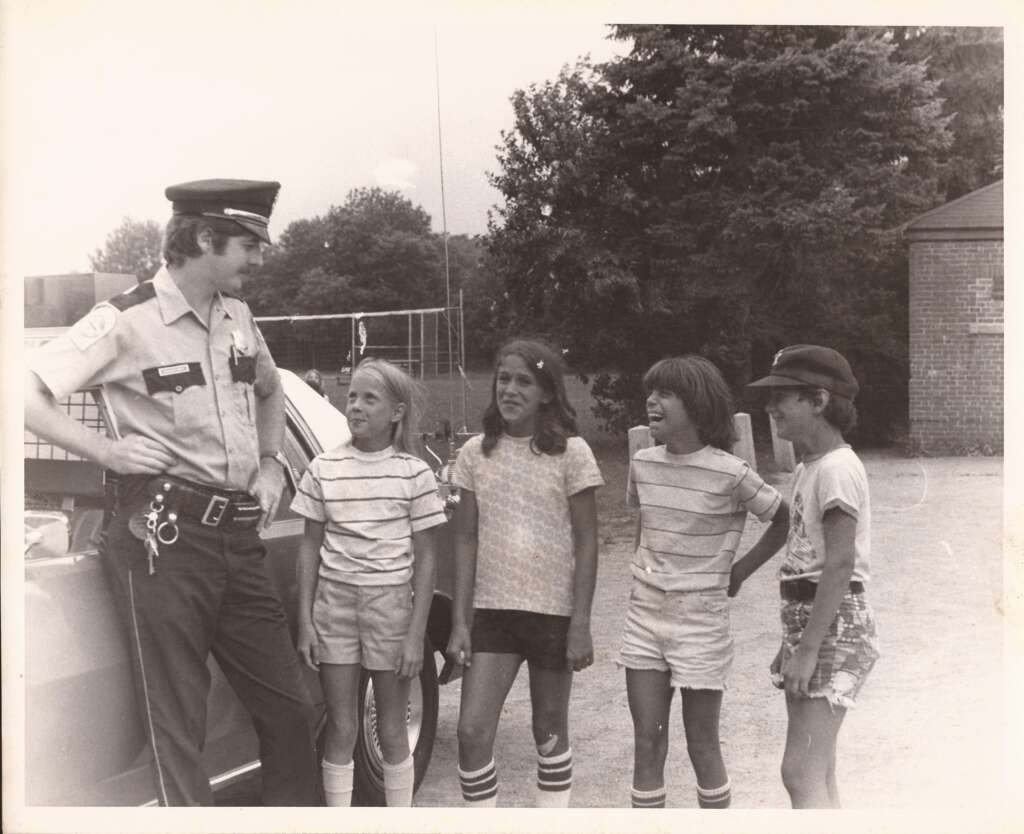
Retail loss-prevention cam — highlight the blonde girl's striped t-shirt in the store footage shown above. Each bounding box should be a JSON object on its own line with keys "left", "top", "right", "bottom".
{"left": 627, "top": 445, "right": 781, "bottom": 592}
{"left": 291, "top": 443, "right": 446, "bottom": 586}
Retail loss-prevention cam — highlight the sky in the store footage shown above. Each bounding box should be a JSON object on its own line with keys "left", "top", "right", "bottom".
{"left": 3, "top": 2, "right": 629, "bottom": 277}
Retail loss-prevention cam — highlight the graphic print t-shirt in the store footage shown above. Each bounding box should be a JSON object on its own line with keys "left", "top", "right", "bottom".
{"left": 779, "top": 445, "right": 871, "bottom": 583}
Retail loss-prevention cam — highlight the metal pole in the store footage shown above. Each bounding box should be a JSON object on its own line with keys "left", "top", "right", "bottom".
{"left": 460, "top": 288, "right": 467, "bottom": 432}
{"left": 435, "top": 27, "right": 455, "bottom": 420}
{"left": 419, "top": 312, "right": 426, "bottom": 379}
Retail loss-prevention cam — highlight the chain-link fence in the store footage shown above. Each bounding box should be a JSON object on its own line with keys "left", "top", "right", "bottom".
{"left": 256, "top": 304, "right": 465, "bottom": 382}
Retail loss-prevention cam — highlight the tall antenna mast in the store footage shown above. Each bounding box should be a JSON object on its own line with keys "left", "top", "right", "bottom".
{"left": 434, "top": 26, "right": 458, "bottom": 427}
{"left": 435, "top": 27, "right": 452, "bottom": 311}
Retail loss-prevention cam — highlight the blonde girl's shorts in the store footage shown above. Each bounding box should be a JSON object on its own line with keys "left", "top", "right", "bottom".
{"left": 770, "top": 590, "right": 880, "bottom": 708}
{"left": 313, "top": 580, "right": 413, "bottom": 670}
{"left": 616, "top": 578, "right": 733, "bottom": 690}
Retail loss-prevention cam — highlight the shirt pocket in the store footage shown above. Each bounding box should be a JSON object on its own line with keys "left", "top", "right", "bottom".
{"left": 229, "top": 355, "right": 257, "bottom": 426}
{"left": 142, "top": 362, "right": 208, "bottom": 432}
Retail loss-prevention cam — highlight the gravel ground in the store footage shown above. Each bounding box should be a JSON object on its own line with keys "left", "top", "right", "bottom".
{"left": 412, "top": 449, "right": 1008, "bottom": 814}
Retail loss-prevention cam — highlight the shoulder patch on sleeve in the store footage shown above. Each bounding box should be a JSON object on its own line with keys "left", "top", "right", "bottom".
{"left": 68, "top": 304, "right": 118, "bottom": 351}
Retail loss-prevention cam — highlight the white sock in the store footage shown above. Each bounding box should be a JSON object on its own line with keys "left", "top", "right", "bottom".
{"left": 322, "top": 758, "right": 354, "bottom": 807}
{"left": 382, "top": 754, "right": 415, "bottom": 807}
{"left": 535, "top": 747, "right": 572, "bottom": 808}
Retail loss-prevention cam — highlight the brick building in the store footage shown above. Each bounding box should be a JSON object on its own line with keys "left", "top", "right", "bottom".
{"left": 904, "top": 180, "right": 1003, "bottom": 453}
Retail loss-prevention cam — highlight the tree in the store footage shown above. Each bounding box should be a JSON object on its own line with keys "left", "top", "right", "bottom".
{"left": 486, "top": 25, "right": 955, "bottom": 440}
{"left": 440, "top": 234, "right": 505, "bottom": 365}
{"left": 89, "top": 217, "right": 163, "bottom": 282}
{"left": 245, "top": 187, "right": 445, "bottom": 316}
{"left": 891, "top": 26, "right": 1003, "bottom": 200}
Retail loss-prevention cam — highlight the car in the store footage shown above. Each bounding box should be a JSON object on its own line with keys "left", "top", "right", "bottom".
{"left": 23, "top": 367, "right": 460, "bottom": 806}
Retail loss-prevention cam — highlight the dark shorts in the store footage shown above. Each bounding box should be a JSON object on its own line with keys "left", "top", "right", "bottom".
{"left": 471, "top": 608, "right": 571, "bottom": 670}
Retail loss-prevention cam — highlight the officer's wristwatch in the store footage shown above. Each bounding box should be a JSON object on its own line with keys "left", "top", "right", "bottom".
{"left": 261, "top": 450, "right": 289, "bottom": 472}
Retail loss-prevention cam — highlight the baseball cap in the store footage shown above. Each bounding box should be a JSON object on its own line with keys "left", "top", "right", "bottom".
{"left": 747, "top": 344, "right": 859, "bottom": 399}
{"left": 165, "top": 179, "right": 281, "bottom": 244}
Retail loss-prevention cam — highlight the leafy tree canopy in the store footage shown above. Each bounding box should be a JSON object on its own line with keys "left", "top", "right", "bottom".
{"left": 246, "top": 187, "right": 446, "bottom": 315}
{"left": 486, "top": 25, "right": 966, "bottom": 440}
{"left": 88, "top": 217, "right": 163, "bottom": 282}
{"left": 890, "top": 26, "right": 1003, "bottom": 200}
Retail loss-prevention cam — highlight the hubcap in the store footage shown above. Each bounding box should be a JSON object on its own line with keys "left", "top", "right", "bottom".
{"left": 361, "top": 678, "right": 423, "bottom": 773}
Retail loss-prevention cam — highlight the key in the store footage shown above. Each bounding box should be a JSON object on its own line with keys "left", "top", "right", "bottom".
{"left": 145, "top": 532, "right": 159, "bottom": 575}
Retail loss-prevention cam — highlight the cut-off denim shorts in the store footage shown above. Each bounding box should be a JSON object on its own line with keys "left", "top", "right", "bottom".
{"left": 770, "top": 590, "right": 880, "bottom": 708}
{"left": 616, "top": 578, "right": 732, "bottom": 690}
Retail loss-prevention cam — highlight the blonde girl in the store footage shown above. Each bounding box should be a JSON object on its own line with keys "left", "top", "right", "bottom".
{"left": 292, "top": 358, "right": 446, "bottom": 806}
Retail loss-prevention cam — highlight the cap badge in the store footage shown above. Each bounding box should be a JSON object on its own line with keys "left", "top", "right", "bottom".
{"left": 222, "top": 207, "right": 270, "bottom": 223}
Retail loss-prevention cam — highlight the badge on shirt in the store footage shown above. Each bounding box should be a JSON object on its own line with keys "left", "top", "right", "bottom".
{"left": 68, "top": 305, "right": 117, "bottom": 352}
{"left": 229, "top": 329, "right": 256, "bottom": 383}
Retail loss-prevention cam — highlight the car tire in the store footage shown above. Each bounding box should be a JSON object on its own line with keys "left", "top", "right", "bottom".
{"left": 350, "top": 638, "right": 439, "bottom": 806}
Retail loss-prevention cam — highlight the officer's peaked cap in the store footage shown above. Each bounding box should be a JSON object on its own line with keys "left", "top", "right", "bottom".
{"left": 165, "top": 179, "right": 280, "bottom": 244}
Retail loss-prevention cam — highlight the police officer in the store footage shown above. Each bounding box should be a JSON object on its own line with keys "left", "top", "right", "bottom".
{"left": 25, "top": 179, "right": 319, "bottom": 806}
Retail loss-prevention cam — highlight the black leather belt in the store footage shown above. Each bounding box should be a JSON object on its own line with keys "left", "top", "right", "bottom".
{"left": 780, "top": 578, "right": 864, "bottom": 602}
{"left": 145, "top": 475, "right": 262, "bottom": 531}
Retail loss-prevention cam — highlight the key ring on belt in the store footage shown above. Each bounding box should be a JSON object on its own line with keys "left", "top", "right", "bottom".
{"left": 157, "top": 511, "right": 179, "bottom": 545}
{"left": 148, "top": 487, "right": 180, "bottom": 545}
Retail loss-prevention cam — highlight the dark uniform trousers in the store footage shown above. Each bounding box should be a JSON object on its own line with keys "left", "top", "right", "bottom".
{"left": 101, "top": 480, "right": 319, "bottom": 806}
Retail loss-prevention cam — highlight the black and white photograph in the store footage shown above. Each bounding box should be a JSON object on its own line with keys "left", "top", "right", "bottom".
{"left": 2, "top": 2, "right": 1018, "bottom": 833}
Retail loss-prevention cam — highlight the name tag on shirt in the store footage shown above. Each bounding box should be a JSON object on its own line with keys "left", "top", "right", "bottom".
{"left": 158, "top": 363, "right": 191, "bottom": 377}
{"left": 143, "top": 362, "right": 206, "bottom": 395}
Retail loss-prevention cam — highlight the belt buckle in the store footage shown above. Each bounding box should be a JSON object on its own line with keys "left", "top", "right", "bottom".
{"left": 201, "top": 494, "right": 230, "bottom": 527}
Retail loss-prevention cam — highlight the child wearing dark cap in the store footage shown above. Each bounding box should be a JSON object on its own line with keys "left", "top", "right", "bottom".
{"left": 747, "top": 345, "right": 880, "bottom": 809}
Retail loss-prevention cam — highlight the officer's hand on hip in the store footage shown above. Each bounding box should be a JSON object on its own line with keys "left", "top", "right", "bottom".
{"left": 251, "top": 461, "right": 286, "bottom": 528}
{"left": 101, "top": 434, "right": 177, "bottom": 475}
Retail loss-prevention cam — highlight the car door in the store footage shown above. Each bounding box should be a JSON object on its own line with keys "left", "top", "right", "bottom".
{"left": 23, "top": 378, "right": 344, "bottom": 805}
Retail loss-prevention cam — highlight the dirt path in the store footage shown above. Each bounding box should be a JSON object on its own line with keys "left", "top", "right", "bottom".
{"left": 413, "top": 450, "right": 1006, "bottom": 812}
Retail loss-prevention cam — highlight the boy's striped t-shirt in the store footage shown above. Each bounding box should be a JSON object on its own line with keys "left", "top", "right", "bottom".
{"left": 291, "top": 443, "right": 446, "bottom": 586}
{"left": 627, "top": 444, "right": 781, "bottom": 592}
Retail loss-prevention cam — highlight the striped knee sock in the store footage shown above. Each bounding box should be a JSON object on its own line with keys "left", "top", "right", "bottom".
{"left": 631, "top": 785, "right": 667, "bottom": 808}
{"left": 458, "top": 759, "right": 498, "bottom": 806}
{"left": 321, "top": 759, "right": 354, "bottom": 807}
{"left": 535, "top": 747, "right": 573, "bottom": 808}
{"left": 697, "top": 778, "right": 732, "bottom": 808}
{"left": 382, "top": 754, "right": 415, "bottom": 807}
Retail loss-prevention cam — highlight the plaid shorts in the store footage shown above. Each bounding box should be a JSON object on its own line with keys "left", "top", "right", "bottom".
{"left": 770, "top": 591, "right": 879, "bottom": 708}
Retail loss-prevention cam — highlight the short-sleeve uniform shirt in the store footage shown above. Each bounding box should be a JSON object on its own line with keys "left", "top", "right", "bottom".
{"left": 290, "top": 444, "right": 447, "bottom": 586}
{"left": 452, "top": 434, "right": 604, "bottom": 616}
{"left": 779, "top": 445, "right": 871, "bottom": 583}
{"left": 627, "top": 445, "right": 781, "bottom": 592}
{"left": 29, "top": 267, "right": 277, "bottom": 490}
